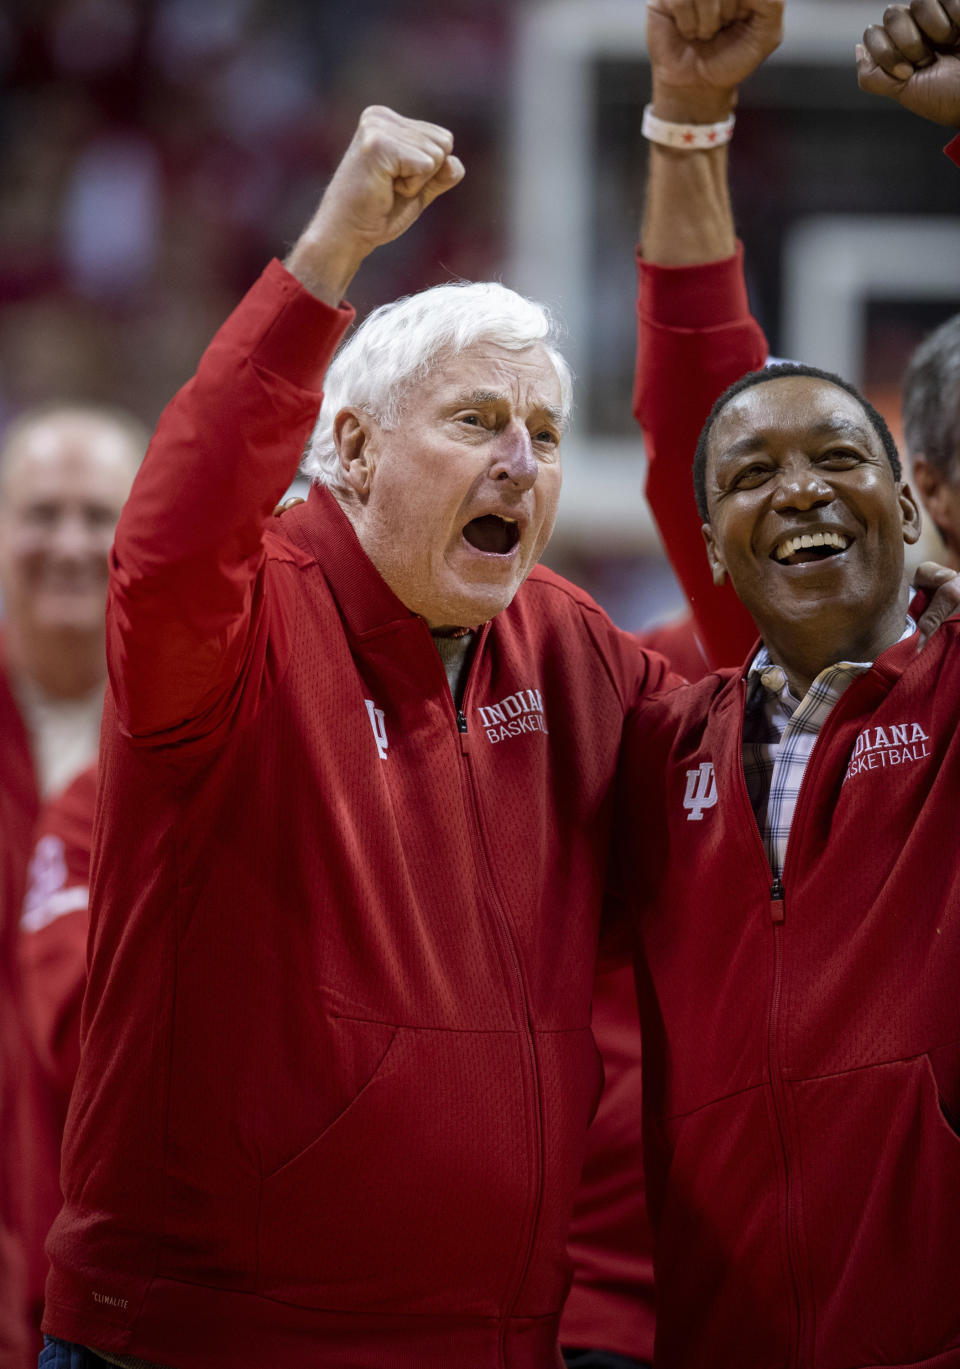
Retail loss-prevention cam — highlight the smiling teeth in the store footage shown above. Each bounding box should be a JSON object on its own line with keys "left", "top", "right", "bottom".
{"left": 775, "top": 530, "right": 850, "bottom": 562}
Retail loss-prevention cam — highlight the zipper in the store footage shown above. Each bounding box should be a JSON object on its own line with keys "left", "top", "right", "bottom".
{"left": 764, "top": 873, "right": 802, "bottom": 1366}
{"left": 731, "top": 680, "right": 804, "bottom": 1362}
{"left": 757, "top": 667, "right": 886, "bottom": 1367}
{"left": 770, "top": 876, "right": 785, "bottom": 924}
{"left": 450, "top": 642, "right": 545, "bottom": 1339}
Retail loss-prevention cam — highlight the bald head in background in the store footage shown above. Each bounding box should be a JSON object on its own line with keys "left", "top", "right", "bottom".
{"left": 0, "top": 406, "right": 144, "bottom": 701}
{"left": 0, "top": 405, "right": 143, "bottom": 799}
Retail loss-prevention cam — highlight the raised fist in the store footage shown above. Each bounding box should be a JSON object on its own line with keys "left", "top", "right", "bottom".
{"left": 287, "top": 106, "right": 464, "bottom": 303}
{"left": 316, "top": 106, "right": 464, "bottom": 252}
{"left": 857, "top": 1, "right": 960, "bottom": 125}
{"left": 648, "top": 0, "right": 785, "bottom": 122}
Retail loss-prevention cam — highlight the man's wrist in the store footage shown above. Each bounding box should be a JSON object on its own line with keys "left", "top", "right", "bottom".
{"left": 643, "top": 105, "right": 735, "bottom": 150}
{"left": 651, "top": 83, "right": 738, "bottom": 125}
{"left": 284, "top": 230, "right": 365, "bottom": 309}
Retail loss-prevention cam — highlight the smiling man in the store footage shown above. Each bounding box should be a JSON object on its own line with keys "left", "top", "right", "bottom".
{"left": 0, "top": 405, "right": 142, "bottom": 1364}
{"left": 621, "top": 354, "right": 960, "bottom": 1369}
{"left": 695, "top": 363, "right": 921, "bottom": 688}
{"left": 0, "top": 407, "right": 142, "bottom": 799}
{"left": 39, "top": 107, "right": 679, "bottom": 1369}
{"left": 617, "top": 2, "right": 960, "bottom": 1365}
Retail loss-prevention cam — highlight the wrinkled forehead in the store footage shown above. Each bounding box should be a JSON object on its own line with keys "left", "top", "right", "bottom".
{"left": 708, "top": 376, "right": 882, "bottom": 468}
{"left": 400, "top": 341, "right": 568, "bottom": 422}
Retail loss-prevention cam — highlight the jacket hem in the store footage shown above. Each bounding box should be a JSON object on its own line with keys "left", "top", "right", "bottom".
{"left": 45, "top": 1281, "right": 564, "bottom": 1369}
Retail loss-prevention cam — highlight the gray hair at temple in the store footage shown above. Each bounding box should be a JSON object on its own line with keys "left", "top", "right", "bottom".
{"left": 902, "top": 313, "right": 960, "bottom": 478}
{"left": 301, "top": 281, "right": 574, "bottom": 492}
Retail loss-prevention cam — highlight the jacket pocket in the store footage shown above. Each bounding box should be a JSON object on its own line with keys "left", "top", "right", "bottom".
{"left": 256, "top": 1025, "right": 529, "bottom": 1315}
{"left": 257, "top": 1016, "right": 399, "bottom": 1183}
{"left": 648, "top": 1086, "right": 793, "bottom": 1369}
{"left": 928, "top": 1036, "right": 960, "bottom": 1138}
{"left": 793, "top": 1054, "right": 960, "bottom": 1369}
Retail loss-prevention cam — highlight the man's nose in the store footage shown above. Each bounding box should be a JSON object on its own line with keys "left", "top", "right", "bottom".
{"left": 490, "top": 423, "right": 537, "bottom": 490}
{"left": 771, "top": 459, "right": 834, "bottom": 512}
{"left": 49, "top": 513, "right": 99, "bottom": 557}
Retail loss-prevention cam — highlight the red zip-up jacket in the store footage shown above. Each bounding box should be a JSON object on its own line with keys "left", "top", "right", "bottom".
{"left": 42, "top": 260, "right": 677, "bottom": 1369}
{"left": 619, "top": 625, "right": 960, "bottom": 1369}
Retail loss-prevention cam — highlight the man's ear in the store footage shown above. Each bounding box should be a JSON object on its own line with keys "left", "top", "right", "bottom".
{"left": 333, "top": 409, "right": 376, "bottom": 498}
{"left": 897, "top": 479, "right": 923, "bottom": 547}
{"left": 702, "top": 523, "right": 727, "bottom": 586}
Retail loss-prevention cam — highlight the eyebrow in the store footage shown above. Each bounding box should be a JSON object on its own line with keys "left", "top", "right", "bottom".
{"left": 715, "top": 416, "right": 876, "bottom": 465}
{"left": 453, "top": 390, "right": 565, "bottom": 427}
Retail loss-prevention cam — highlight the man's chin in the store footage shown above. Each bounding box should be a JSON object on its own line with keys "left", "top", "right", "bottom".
{"left": 423, "top": 583, "right": 522, "bottom": 632}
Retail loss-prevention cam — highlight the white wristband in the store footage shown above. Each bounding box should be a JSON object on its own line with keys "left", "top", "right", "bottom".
{"left": 641, "top": 103, "right": 735, "bottom": 150}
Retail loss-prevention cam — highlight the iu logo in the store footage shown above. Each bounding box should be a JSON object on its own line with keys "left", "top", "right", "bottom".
{"left": 683, "top": 762, "right": 717, "bottom": 821}
{"left": 365, "top": 699, "right": 388, "bottom": 761}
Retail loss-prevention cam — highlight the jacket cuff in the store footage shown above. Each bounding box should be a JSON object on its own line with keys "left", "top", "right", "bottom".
{"left": 636, "top": 242, "right": 750, "bottom": 329}
{"left": 250, "top": 258, "right": 355, "bottom": 392}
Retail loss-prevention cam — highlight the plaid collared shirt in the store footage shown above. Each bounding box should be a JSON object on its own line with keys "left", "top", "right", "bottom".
{"left": 742, "top": 619, "right": 915, "bottom": 880}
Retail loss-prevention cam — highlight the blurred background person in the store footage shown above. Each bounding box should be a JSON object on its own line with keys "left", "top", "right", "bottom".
{"left": 0, "top": 405, "right": 144, "bottom": 800}
{"left": 903, "top": 312, "right": 960, "bottom": 569}
{"left": 0, "top": 405, "right": 141, "bottom": 1364}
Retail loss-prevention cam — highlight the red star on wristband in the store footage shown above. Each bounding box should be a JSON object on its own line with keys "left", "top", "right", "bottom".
{"left": 683, "top": 131, "right": 695, "bottom": 144}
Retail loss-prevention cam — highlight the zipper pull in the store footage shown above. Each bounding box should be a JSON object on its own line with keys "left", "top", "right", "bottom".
{"left": 770, "top": 876, "right": 785, "bottom": 925}
{"left": 457, "top": 708, "right": 470, "bottom": 755}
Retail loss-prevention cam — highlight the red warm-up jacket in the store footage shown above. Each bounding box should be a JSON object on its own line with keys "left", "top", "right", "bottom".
{"left": 620, "top": 625, "right": 960, "bottom": 1369}
{"left": 42, "top": 260, "right": 676, "bottom": 1369}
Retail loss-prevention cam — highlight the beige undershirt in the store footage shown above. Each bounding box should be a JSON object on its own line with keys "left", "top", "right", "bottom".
{"left": 11, "top": 672, "right": 103, "bottom": 797}
{"left": 432, "top": 630, "right": 474, "bottom": 705}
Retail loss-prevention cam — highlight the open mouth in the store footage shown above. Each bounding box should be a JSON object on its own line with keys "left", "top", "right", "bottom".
{"left": 772, "top": 530, "right": 851, "bottom": 566}
{"left": 462, "top": 514, "right": 520, "bottom": 556}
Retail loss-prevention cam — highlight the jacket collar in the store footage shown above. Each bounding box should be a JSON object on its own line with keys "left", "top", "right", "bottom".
{"left": 281, "top": 484, "right": 430, "bottom": 642}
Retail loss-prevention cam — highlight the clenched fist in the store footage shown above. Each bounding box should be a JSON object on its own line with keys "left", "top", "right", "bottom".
{"left": 287, "top": 106, "right": 465, "bottom": 305}
{"left": 857, "top": 0, "right": 960, "bottom": 125}
{"left": 648, "top": 0, "right": 785, "bottom": 123}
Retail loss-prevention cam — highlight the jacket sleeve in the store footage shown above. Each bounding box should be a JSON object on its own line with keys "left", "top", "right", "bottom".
{"left": 634, "top": 245, "right": 766, "bottom": 669}
{"left": 107, "top": 259, "right": 353, "bottom": 744}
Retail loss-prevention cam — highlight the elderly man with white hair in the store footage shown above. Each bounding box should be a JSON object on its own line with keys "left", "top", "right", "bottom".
{"left": 39, "top": 108, "right": 680, "bottom": 1369}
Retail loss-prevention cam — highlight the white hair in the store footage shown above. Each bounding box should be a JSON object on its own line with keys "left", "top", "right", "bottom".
{"left": 301, "top": 280, "right": 573, "bottom": 491}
